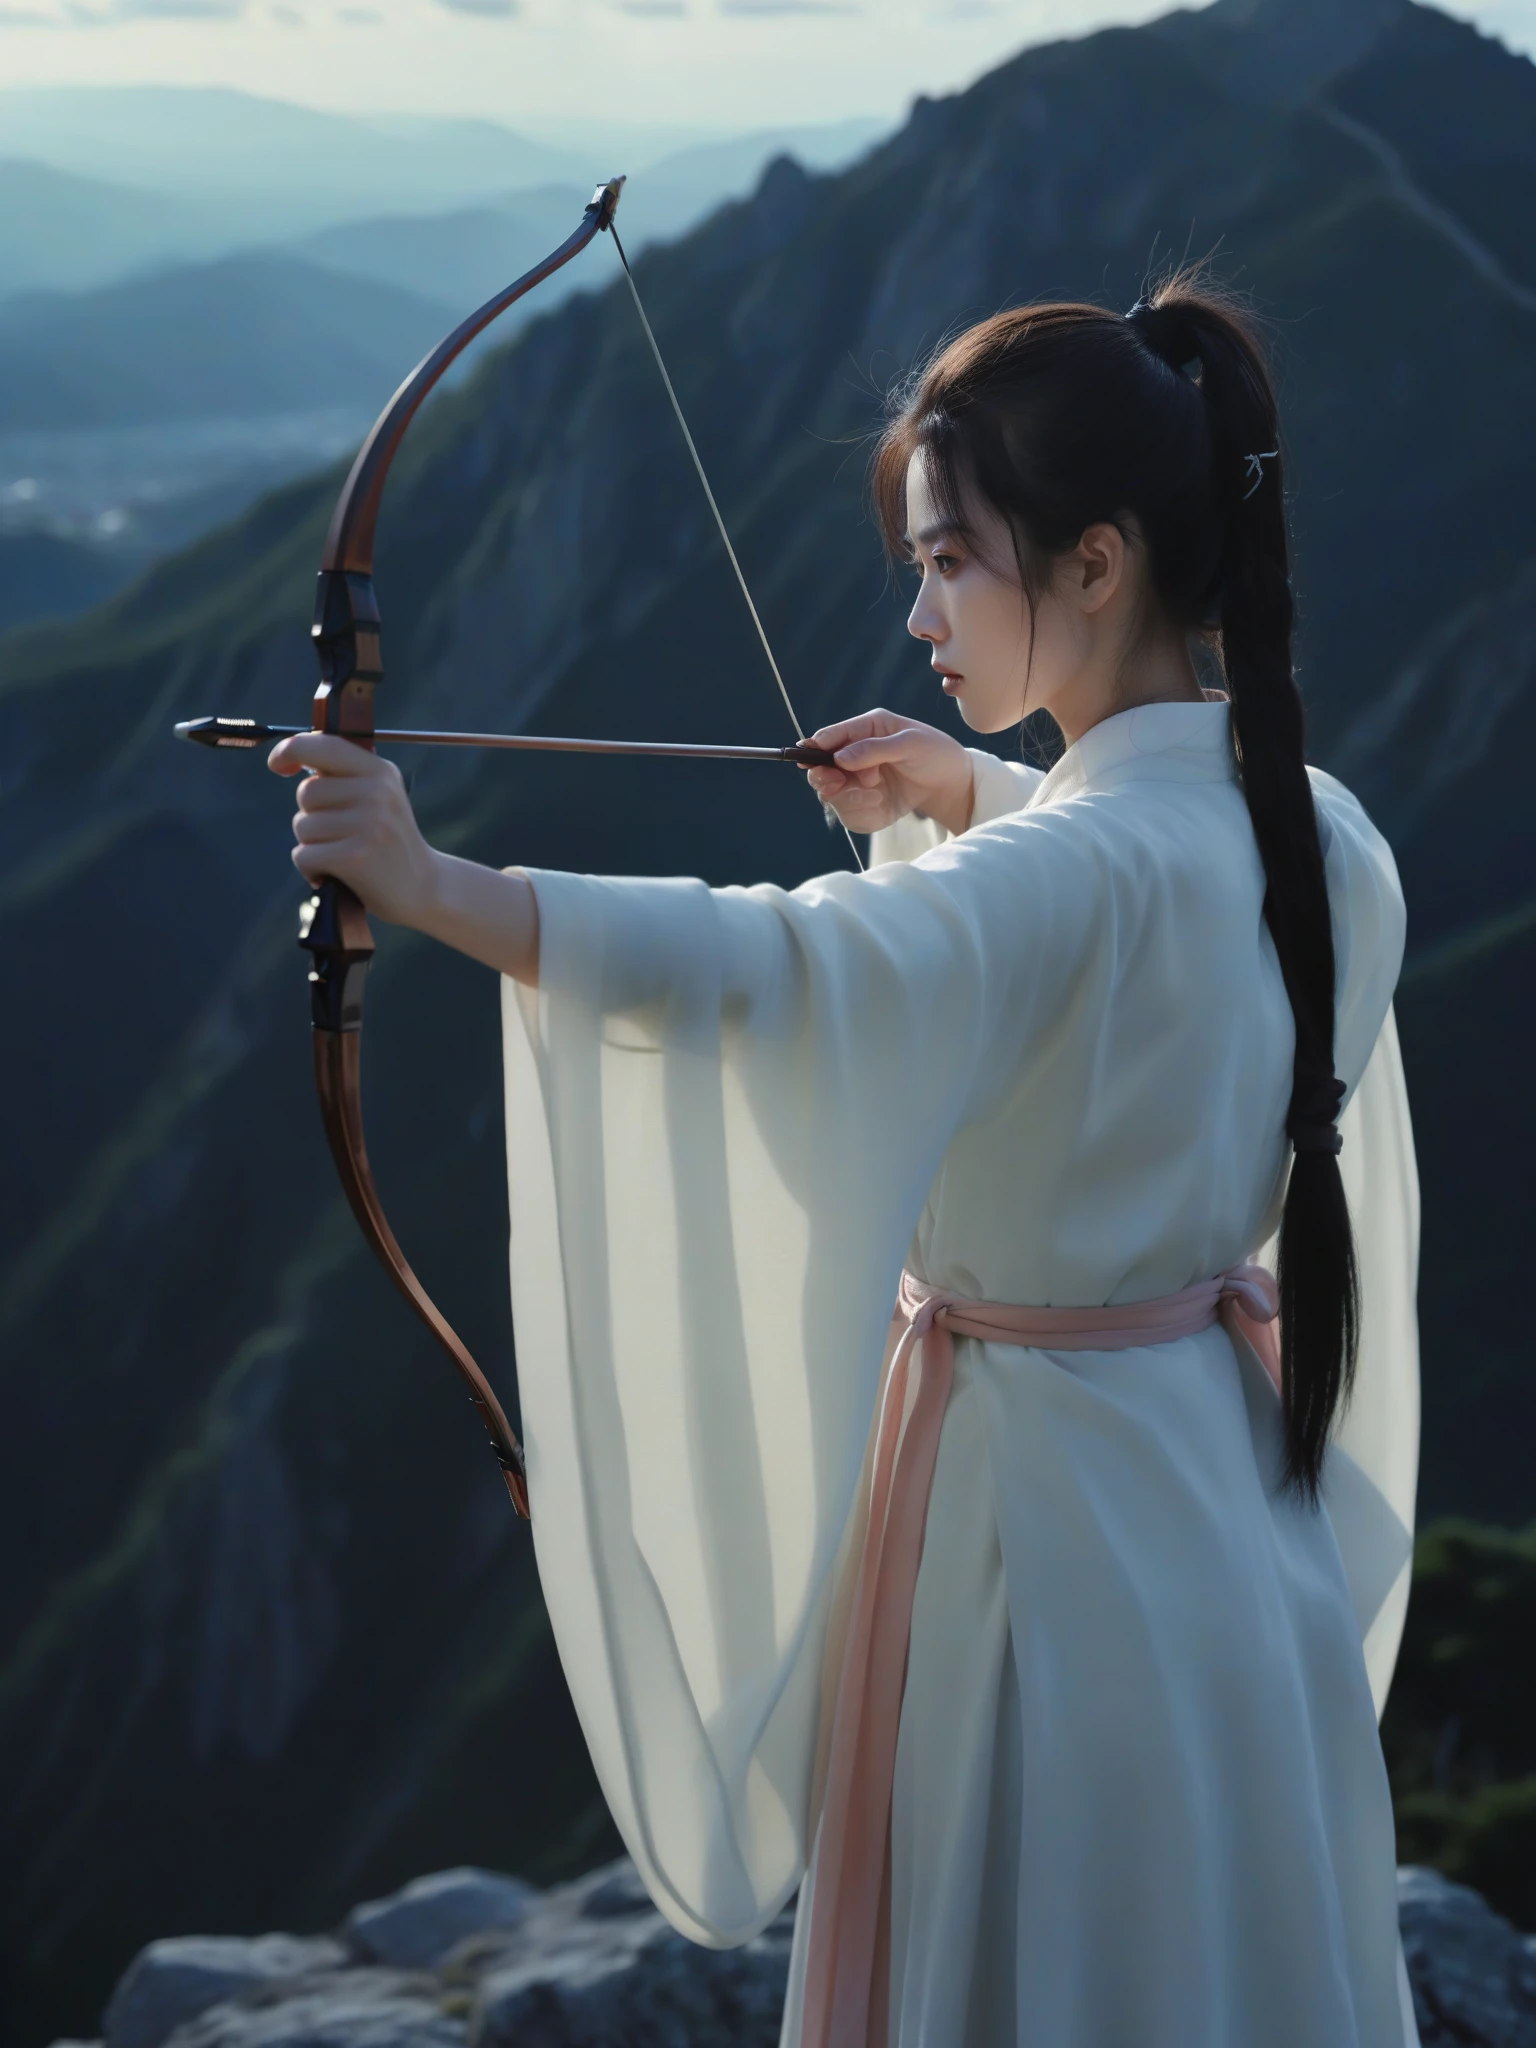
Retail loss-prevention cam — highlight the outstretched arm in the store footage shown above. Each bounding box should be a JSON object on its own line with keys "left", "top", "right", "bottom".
{"left": 269, "top": 731, "right": 540, "bottom": 983}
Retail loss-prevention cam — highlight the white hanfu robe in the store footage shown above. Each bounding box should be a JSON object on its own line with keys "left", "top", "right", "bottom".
{"left": 500, "top": 697, "right": 1421, "bottom": 2048}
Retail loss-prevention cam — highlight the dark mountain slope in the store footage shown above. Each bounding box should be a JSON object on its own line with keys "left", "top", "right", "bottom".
{"left": 1, "top": 5, "right": 1534, "bottom": 2040}
{"left": 1329, "top": 551, "right": 1536, "bottom": 1522}
{"left": 1330, "top": 4, "right": 1536, "bottom": 294}
{"left": 0, "top": 530, "right": 135, "bottom": 631}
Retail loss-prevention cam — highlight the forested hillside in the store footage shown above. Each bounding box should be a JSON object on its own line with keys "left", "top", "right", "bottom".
{"left": 2, "top": 0, "right": 1533, "bottom": 2039}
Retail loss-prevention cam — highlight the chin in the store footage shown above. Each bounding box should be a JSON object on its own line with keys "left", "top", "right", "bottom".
{"left": 959, "top": 701, "right": 1019, "bottom": 735}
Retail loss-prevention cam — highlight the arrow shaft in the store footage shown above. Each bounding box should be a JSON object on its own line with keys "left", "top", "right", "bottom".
{"left": 175, "top": 716, "right": 836, "bottom": 767}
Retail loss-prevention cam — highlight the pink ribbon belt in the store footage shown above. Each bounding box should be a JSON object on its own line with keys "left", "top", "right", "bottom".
{"left": 800, "top": 1262, "right": 1281, "bottom": 2048}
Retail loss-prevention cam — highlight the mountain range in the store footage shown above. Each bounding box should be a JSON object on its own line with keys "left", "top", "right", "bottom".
{"left": 1, "top": 2, "right": 1533, "bottom": 2041}
{"left": 0, "top": 107, "right": 888, "bottom": 302}
{"left": 0, "top": 111, "right": 887, "bottom": 631}
{"left": 0, "top": 256, "right": 456, "bottom": 432}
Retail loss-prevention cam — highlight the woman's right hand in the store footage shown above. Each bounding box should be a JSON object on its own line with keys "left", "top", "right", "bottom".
{"left": 806, "top": 709, "right": 975, "bottom": 838}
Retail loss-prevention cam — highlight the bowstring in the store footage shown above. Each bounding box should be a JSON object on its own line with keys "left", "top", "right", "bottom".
{"left": 610, "top": 223, "right": 863, "bottom": 874}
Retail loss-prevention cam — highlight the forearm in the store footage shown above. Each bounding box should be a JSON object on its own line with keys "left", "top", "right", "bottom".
{"left": 417, "top": 849, "right": 540, "bottom": 984}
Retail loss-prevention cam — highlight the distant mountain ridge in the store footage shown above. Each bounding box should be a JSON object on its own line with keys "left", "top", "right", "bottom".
{"left": 0, "top": 160, "right": 224, "bottom": 300}
{"left": 0, "top": 254, "right": 456, "bottom": 431}
{"left": 0, "top": 87, "right": 593, "bottom": 225}
{"left": 0, "top": 5, "right": 1533, "bottom": 2043}
{"left": 0, "top": 117, "right": 890, "bottom": 627}
{"left": 0, "top": 99, "right": 890, "bottom": 301}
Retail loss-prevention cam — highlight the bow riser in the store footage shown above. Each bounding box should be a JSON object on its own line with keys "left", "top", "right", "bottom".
{"left": 312, "top": 568, "right": 382, "bottom": 743}
{"left": 298, "top": 875, "right": 374, "bottom": 1034}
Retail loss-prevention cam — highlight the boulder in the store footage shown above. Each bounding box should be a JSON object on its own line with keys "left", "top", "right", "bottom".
{"left": 1399, "top": 1866, "right": 1536, "bottom": 2047}
{"left": 471, "top": 1916, "right": 793, "bottom": 2048}
{"left": 102, "top": 1935, "right": 346, "bottom": 2048}
{"left": 463, "top": 1857, "right": 793, "bottom": 2047}
{"left": 343, "top": 1868, "right": 536, "bottom": 1971}
{"left": 159, "top": 1971, "right": 463, "bottom": 2048}
{"left": 77, "top": 1859, "right": 1536, "bottom": 2048}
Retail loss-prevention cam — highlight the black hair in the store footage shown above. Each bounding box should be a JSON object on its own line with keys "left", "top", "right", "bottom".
{"left": 872, "top": 279, "right": 1357, "bottom": 1504}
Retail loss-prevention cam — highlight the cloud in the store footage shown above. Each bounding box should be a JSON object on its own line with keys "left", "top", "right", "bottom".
{"left": 62, "top": 0, "right": 246, "bottom": 17}
{"left": 336, "top": 4, "right": 380, "bottom": 17}
{"left": 0, "top": 4, "right": 56, "bottom": 18}
{"left": 716, "top": 0, "right": 861, "bottom": 12}
{"left": 431, "top": 0, "right": 516, "bottom": 12}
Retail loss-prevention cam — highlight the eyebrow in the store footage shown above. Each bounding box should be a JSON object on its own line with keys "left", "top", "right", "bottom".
{"left": 907, "top": 522, "right": 960, "bottom": 548}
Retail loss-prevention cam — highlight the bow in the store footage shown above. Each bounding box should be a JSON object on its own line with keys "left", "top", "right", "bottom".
{"left": 184, "top": 176, "right": 845, "bottom": 1524}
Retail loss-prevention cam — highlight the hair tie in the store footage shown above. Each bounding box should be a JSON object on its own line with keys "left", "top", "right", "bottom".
{"left": 1289, "top": 1124, "right": 1343, "bottom": 1156}
{"left": 1124, "top": 298, "right": 1199, "bottom": 374}
{"left": 1288, "top": 1075, "right": 1346, "bottom": 1155}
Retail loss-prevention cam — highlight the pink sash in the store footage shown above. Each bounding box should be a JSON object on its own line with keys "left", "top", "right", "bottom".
{"left": 799, "top": 1263, "right": 1282, "bottom": 2048}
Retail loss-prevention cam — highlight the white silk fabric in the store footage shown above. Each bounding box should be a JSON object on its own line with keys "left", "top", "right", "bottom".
{"left": 501, "top": 699, "right": 1421, "bottom": 2047}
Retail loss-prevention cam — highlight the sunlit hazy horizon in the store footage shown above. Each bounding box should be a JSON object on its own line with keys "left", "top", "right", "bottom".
{"left": 0, "top": 0, "right": 1530, "bottom": 135}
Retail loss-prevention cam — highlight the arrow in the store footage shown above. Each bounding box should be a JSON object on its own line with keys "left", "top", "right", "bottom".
{"left": 175, "top": 715, "right": 838, "bottom": 767}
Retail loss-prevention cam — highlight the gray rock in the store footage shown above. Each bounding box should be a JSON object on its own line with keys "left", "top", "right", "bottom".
{"left": 160, "top": 1970, "right": 464, "bottom": 2048}
{"left": 343, "top": 1868, "right": 536, "bottom": 1971}
{"left": 95, "top": 1859, "right": 1536, "bottom": 2048}
{"left": 469, "top": 1860, "right": 795, "bottom": 2048}
{"left": 1398, "top": 1866, "right": 1536, "bottom": 2048}
{"left": 104, "top": 1935, "right": 347, "bottom": 2048}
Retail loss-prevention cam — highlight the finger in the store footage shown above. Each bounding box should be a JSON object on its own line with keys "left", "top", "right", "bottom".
{"left": 834, "top": 728, "right": 922, "bottom": 768}
{"left": 293, "top": 839, "right": 362, "bottom": 884}
{"left": 805, "top": 767, "right": 850, "bottom": 798}
{"left": 809, "top": 707, "right": 898, "bottom": 750}
{"left": 293, "top": 807, "right": 361, "bottom": 845}
{"left": 823, "top": 784, "right": 891, "bottom": 824}
{"left": 295, "top": 770, "right": 373, "bottom": 812}
{"left": 269, "top": 732, "right": 384, "bottom": 778}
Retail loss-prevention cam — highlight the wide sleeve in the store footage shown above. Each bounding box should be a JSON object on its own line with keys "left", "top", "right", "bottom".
{"left": 499, "top": 830, "right": 1098, "bottom": 1949}
{"left": 1307, "top": 771, "right": 1420, "bottom": 1718}
{"left": 1330, "top": 1005, "right": 1420, "bottom": 1717}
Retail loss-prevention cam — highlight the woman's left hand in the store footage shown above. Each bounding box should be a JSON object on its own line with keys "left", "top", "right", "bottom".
{"left": 268, "top": 732, "right": 442, "bottom": 929}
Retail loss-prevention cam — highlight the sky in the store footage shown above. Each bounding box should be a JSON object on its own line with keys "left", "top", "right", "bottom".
{"left": 0, "top": 0, "right": 1530, "bottom": 130}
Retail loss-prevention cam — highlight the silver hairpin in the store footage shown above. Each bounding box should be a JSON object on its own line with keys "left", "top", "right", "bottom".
{"left": 1242, "top": 449, "right": 1279, "bottom": 500}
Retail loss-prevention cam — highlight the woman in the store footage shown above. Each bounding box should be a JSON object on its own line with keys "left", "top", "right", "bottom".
{"left": 272, "top": 281, "right": 1421, "bottom": 2047}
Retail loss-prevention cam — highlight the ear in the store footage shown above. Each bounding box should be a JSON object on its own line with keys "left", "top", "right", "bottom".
{"left": 1060, "top": 521, "right": 1127, "bottom": 615}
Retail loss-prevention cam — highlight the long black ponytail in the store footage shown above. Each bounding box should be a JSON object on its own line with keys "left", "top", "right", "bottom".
{"left": 872, "top": 277, "right": 1358, "bottom": 1504}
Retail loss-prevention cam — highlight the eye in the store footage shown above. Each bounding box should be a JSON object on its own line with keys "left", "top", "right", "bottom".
{"left": 932, "top": 549, "right": 961, "bottom": 576}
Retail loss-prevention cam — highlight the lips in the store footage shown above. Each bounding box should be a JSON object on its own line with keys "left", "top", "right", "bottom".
{"left": 934, "top": 663, "right": 963, "bottom": 692}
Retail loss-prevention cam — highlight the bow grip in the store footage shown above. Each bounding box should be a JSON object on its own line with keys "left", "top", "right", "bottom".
{"left": 299, "top": 879, "right": 375, "bottom": 1034}
{"left": 311, "top": 568, "right": 382, "bottom": 740}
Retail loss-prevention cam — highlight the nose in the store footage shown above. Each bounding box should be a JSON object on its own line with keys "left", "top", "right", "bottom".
{"left": 907, "top": 570, "right": 944, "bottom": 646}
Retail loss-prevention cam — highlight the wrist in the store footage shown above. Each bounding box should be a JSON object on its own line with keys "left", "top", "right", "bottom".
{"left": 923, "top": 752, "right": 976, "bottom": 838}
{"left": 410, "top": 844, "right": 459, "bottom": 938}
{"left": 412, "top": 850, "right": 540, "bottom": 983}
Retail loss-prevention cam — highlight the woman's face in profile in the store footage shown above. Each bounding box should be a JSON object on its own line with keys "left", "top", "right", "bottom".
{"left": 903, "top": 450, "right": 1063, "bottom": 735}
{"left": 903, "top": 449, "right": 1144, "bottom": 744}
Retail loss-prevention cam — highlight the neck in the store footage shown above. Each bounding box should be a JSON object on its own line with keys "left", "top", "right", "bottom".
{"left": 1051, "top": 633, "right": 1204, "bottom": 748}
